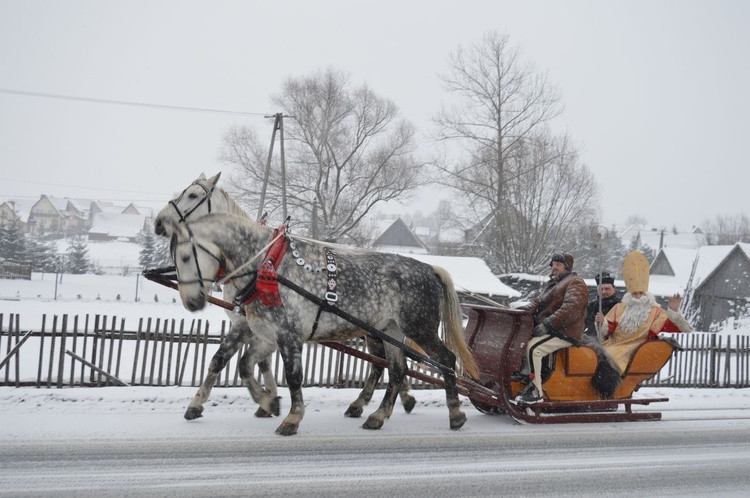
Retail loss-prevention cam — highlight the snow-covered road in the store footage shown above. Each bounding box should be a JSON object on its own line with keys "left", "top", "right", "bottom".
{"left": 2, "top": 387, "right": 750, "bottom": 496}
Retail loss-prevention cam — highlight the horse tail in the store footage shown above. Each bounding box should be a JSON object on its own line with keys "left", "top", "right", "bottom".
{"left": 433, "top": 265, "right": 479, "bottom": 379}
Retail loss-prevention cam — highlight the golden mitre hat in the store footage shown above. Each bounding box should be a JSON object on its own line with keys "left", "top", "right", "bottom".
{"left": 621, "top": 250, "right": 650, "bottom": 293}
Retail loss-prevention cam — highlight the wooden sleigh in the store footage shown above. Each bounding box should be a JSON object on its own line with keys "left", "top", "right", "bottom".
{"left": 462, "top": 305, "right": 675, "bottom": 424}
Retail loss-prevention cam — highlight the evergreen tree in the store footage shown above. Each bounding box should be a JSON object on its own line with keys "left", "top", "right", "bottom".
{"left": 66, "top": 235, "right": 90, "bottom": 274}
{"left": 138, "top": 231, "right": 172, "bottom": 269}
{"left": 26, "top": 233, "right": 58, "bottom": 272}
{"left": 0, "top": 217, "right": 27, "bottom": 261}
{"left": 153, "top": 236, "right": 172, "bottom": 267}
{"left": 138, "top": 231, "right": 157, "bottom": 269}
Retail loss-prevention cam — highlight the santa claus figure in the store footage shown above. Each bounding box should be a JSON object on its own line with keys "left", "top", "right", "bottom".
{"left": 602, "top": 250, "right": 693, "bottom": 374}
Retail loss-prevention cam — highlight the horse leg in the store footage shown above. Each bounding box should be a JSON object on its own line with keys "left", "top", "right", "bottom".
{"left": 345, "top": 336, "right": 385, "bottom": 418}
{"left": 346, "top": 337, "right": 415, "bottom": 418}
{"left": 254, "top": 357, "right": 279, "bottom": 417}
{"left": 362, "top": 343, "right": 406, "bottom": 430}
{"left": 275, "top": 336, "right": 305, "bottom": 436}
{"left": 420, "top": 339, "right": 466, "bottom": 430}
{"left": 184, "top": 323, "right": 252, "bottom": 420}
{"left": 399, "top": 377, "right": 416, "bottom": 413}
{"left": 238, "top": 333, "right": 281, "bottom": 418}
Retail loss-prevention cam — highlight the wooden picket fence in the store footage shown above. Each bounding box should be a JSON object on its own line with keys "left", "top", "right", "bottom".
{"left": 0, "top": 313, "right": 443, "bottom": 390}
{"left": 1, "top": 312, "right": 749, "bottom": 389}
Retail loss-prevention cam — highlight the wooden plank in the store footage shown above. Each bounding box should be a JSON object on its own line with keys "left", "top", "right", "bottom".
{"left": 199, "top": 320, "right": 209, "bottom": 386}
{"left": 36, "top": 315, "right": 46, "bottom": 388}
{"left": 131, "top": 318, "right": 143, "bottom": 385}
{"left": 148, "top": 318, "right": 160, "bottom": 386}
{"left": 0, "top": 314, "right": 6, "bottom": 384}
{"left": 0, "top": 330, "right": 33, "bottom": 370}
{"left": 173, "top": 319, "right": 185, "bottom": 385}
{"left": 105, "top": 316, "right": 117, "bottom": 387}
{"left": 115, "top": 318, "right": 125, "bottom": 382}
{"left": 139, "top": 318, "right": 152, "bottom": 385}
{"left": 46, "top": 315, "right": 58, "bottom": 388}
{"left": 157, "top": 319, "right": 169, "bottom": 386}
{"left": 55, "top": 315, "right": 68, "bottom": 388}
{"left": 178, "top": 320, "right": 196, "bottom": 386}
{"left": 65, "top": 350, "right": 130, "bottom": 387}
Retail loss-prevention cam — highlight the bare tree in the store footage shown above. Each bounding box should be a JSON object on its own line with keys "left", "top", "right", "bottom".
{"left": 221, "top": 68, "right": 424, "bottom": 243}
{"left": 703, "top": 213, "right": 750, "bottom": 245}
{"left": 433, "top": 31, "right": 599, "bottom": 273}
{"left": 465, "top": 133, "right": 600, "bottom": 273}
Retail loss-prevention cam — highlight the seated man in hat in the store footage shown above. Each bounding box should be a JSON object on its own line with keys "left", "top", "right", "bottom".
{"left": 584, "top": 272, "right": 621, "bottom": 342}
{"left": 513, "top": 252, "right": 589, "bottom": 404}
{"left": 602, "top": 251, "right": 693, "bottom": 374}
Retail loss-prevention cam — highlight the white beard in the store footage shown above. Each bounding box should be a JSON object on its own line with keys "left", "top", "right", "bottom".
{"left": 619, "top": 292, "right": 657, "bottom": 334}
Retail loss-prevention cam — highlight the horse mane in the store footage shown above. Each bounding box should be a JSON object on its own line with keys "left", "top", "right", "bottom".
{"left": 215, "top": 187, "right": 251, "bottom": 219}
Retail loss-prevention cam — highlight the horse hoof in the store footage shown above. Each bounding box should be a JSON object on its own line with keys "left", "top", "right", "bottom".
{"left": 402, "top": 395, "right": 416, "bottom": 414}
{"left": 450, "top": 412, "right": 467, "bottom": 431}
{"left": 184, "top": 406, "right": 204, "bottom": 420}
{"left": 344, "top": 405, "right": 363, "bottom": 418}
{"left": 362, "top": 416, "right": 384, "bottom": 430}
{"left": 275, "top": 422, "right": 298, "bottom": 436}
{"left": 270, "top": 396, "right": 281, "bottom": 417}
{"left": 254, "top": 407, "right": 273, "bottom": 418}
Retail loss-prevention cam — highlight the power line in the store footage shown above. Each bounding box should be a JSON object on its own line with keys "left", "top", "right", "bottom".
{"left": 1, "top": 178, "right": 171, "bottom": 197}
{"left": 0, "top": 88, "right": 270, "bottom": 117}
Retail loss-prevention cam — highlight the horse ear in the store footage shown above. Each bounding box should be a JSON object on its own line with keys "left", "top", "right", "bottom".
{"left": 208, "top": 172, "right": 221, "bottom": 189}
{"left": 197, "top": 172, "right": 207, "bottom": 180}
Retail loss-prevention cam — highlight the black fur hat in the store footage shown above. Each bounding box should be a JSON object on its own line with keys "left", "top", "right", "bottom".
{"left": 595, "top": 272, "right": 615, "bottom": 286}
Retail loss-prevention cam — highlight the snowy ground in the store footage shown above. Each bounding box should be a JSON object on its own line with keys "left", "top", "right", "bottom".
{"left": 2, "top": 385, "right": 750, "bottom": 442}
{"left": 3, "top": 270, "right": 750, "bottom": 496}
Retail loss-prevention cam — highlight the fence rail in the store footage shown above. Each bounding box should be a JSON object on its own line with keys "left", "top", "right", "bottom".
{"left": 0, "top": 260, "right": 32, "bottom": 280}
{"left": 1, "top": 313, "right": 749, "bottom": 389}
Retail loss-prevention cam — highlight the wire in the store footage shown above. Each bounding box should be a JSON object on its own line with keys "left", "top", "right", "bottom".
{"left": 0, "top": 88, "right": 270, "bottom": 117}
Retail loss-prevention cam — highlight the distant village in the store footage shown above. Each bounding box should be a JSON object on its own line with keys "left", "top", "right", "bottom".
{"left": 1, "top": 194, "right": 749, "bottom": 332}
{"left": 0, "top": 195, "right": 155, "bottom": 242}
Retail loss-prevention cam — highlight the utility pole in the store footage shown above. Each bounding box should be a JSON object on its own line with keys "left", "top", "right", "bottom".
{"left": 258, "top": 113, "right": 290, "bottom": 221}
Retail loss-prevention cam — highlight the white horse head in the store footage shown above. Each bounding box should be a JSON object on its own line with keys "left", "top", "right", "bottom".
{"left": 169, "top": 217, "right": 225, "bottom": 312}
{"left": 154, "top": 172, "right": 223, "bottom": 236}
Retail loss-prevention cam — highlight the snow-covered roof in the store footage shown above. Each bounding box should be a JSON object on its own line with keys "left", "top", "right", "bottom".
{"left": 646, "top": 243, "right": 750, "bottom": 297}
{"left": 88, "top": 212, "right": 147, "bottom": 239}
{"left": 401, "top": 253, "right": 520, "bottom": 297}
{"left": 691, "top": 243, "right": 750, "bottom": 290}
{"left": 1, "top": 198, "right": 37, "bottom": 223}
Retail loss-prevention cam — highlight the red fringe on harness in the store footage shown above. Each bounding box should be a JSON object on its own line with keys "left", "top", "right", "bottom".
{"left": 251, "top": 223, "right": 289, "bottom": 307}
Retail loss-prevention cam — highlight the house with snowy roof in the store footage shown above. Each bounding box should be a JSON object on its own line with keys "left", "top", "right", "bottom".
{"left": 651, "top": 243, "right": 750, "bottom": 331}
{"left": 88, "top": 212, "right": 151, "bottom": 242}
{"left": 402, "top": 253, "right": 520, "bottom": 307}
{"left": 619, "top": 224, "right": 706, "bottom": 251}
{"left": 0, "top": 198, "right": 37, "bottom": 227}
{"left": 371, "top": 217, "right": 429, "bottom": 254}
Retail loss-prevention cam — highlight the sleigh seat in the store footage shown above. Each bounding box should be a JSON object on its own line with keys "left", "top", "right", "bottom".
{"left": 509, "top": 339, "right": 675, "bottom": 402}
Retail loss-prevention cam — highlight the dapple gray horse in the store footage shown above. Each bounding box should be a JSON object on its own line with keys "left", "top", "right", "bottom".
{"left": 168, "top": 213, "right": 478, "bottom": 435}
{"left": 154, "top": 173, "right": 416, "bottom": 420}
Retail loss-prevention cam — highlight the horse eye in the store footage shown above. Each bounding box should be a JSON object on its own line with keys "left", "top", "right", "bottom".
{"left": 188, "top": 193, "right": 198, "bottom": 199}
{"left": 181, "top": 255, "right": 191, "bottom": 263}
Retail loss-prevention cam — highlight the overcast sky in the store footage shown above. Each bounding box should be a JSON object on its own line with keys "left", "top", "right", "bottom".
{"left": 1, "top": 1, "right": 748, "bottom": 231}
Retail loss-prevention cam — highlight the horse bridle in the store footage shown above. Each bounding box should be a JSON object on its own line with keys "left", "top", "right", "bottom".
{"left": 168, "top": 180, "right": 213, "bottom": 224}
{"left": 171, "top": 226, "right": 224, "bottom": 287}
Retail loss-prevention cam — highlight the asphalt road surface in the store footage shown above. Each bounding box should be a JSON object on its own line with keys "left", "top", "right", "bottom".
{"left": 2, "top": 422, "right": 749, "bottom": 497}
